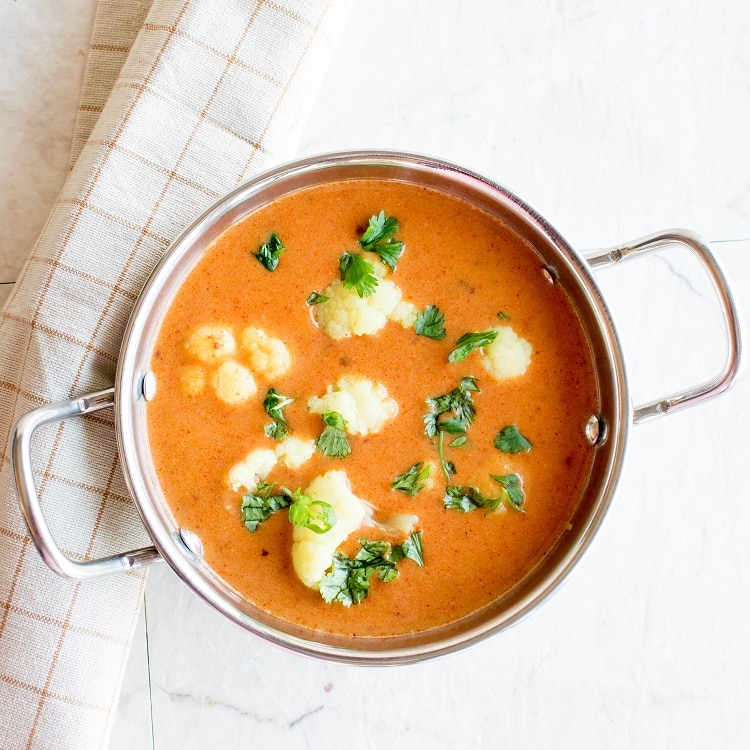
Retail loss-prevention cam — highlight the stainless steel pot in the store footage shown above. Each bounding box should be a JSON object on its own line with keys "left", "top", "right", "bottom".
{"left": 11, "top": 151, "right": 743, "bottom": 664}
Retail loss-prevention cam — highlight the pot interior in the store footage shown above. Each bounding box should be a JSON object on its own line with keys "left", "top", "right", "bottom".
{"left": 115, "top": 152, "right": 629, "bottom": 663}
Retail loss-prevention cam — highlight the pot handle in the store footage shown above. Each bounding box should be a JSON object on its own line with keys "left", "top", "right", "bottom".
{"left": 585, "top": 229, "right": 743, "bottom": 424}
{"left": 11, "top": 388, "right": 162, "bottom": 579}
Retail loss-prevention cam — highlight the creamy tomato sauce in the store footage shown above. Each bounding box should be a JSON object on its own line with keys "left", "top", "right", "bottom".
{"left": 148, "top": 180, "right": 598, "bottom": 637}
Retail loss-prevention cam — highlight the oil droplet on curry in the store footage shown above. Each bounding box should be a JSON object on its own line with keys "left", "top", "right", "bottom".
{"left": 148, "top": 180, "right": 598, "bottom": 637}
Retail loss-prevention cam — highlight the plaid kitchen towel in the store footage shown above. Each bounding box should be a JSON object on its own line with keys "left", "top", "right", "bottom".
{"left": 0, "top": 0, "right": 350, "bottom": 747}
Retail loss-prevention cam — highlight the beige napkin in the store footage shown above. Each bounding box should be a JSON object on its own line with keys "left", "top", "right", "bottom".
{"left": 0, "top": 0, "right": 350, "bottom": 747}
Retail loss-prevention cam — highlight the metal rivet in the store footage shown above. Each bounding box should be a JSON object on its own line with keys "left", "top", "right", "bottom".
{"left": 139, "top": 371, "right": 157, "bottom": 401}
{"left": 176, "top": 528, "right": 203, "bottom": 560}
{"left": 585, "top": 414, "right": 607, "bottom": 446}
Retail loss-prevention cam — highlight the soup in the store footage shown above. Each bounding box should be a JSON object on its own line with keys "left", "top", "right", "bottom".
{"left": 147, "top": 179, "right": 598, "bottom": 637}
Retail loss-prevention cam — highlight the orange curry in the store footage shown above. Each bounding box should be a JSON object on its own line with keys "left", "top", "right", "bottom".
{"left": 147, "top": 179, "right": 598, "bottom": 637}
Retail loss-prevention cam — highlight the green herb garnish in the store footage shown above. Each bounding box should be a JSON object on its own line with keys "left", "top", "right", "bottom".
{"left": 497, "top": 310, "right": 511, "bottom": 320}
{"left": 253, "top": 232, "right": 284, "bottom": 271}
{"left": 287, "top": 488, "right": 337, "bottom": 534}
{"left": 320, "top": 533, "right": 424, "bottom": 606}
{"left": 263, "top": 388, "right": 294, "bottom": 441}
{"left": 359, "top": 211, "right": 404, "bottom": 271}
{"left": 315, "top": 410, "right": 352, "bottom": 458}
{"left": 424, "top": 377, "right": 480, "bottom": 481}
{"left": 424, "top": 376, "right": 480, "bottom": 438}
{"left": 443, "top": 473, "right": 525, "bottom": 514}
{"left": 241, "top": 482, "right": 339, "bottom": 534}
{"left": 491, "top": 473, "right": 525, "bottom": 510}
{"left": 339, "top": 252, "right": 379, "bottom": 298}
{"left": 414, "top": 304, "right": 447, "bottom": 340}
{"left": 320, "top": 540, "right": 397, "bottom": 606}
{"left": 494, "top": 424, "right": 532, "bottom": 454}
{"left": 306, "top": 291, "right": 329, "bottom": 305}
{"left": 240, "top": 481, "right": 291, "bottom": 532}
{"left": 448, "top": 330, "right": 499, "bottom": 363}
{"left": 391, "top": 462, "right": 431, "bottom": 497}
{"left": 390, "top": 530, "right": 425, "bottom": 567}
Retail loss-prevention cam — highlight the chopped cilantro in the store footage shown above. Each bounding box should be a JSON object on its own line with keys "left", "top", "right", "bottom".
{"left": 287, "top": 488, "right": 337, "bottom": 534}
{"left": 414, "top": 305, "right": 447, "bottom": 340}
{"left": 390, "top": 531, "right": 425, "bottom": 567}
{"left": 240, "top": 481, "right": 291, "bottom": 532}
{"left": 497, "top": 310, "right": 511, "bottom": 320}
{"left": 359, "top": 211, "right": 404, "bottom": 271}
{"left": 448, "top": 330, "right": 499, "bottom": 362}
{"left": 320, "top": 540, "right": 397, "bottom": 606}
{"left": 306, "top": 291, "right": 329, "bottom": 305}
{"left": 253, "top": 233, "right": 284, "bottom": 271}
{"left": 339, "top": 252, "right": 379, "bottom": 297}
{"left": 320, "top": 534, "right": 424, "bottom": 606}
{"left": 315, "top": 410, "right": 352, "bottom": 458}
{"left": 490, "top": 473, "right": 525, "bottom": 510}
{"left": 262, "top": 388, "right": 294, "bottom": 441}
{"left": 424, "top": 377, "right": 480, "bottom": 481}
{"left": 391, "top": 462, "right": 431, "bottom": 497}
{"left": 494, "top": 424, "right": 532, "bottom": 454}
{"left": 443, "top": 473, "right": 526, "bottom": 514}
{"left": 424, "top": 377, "right": 479, "bottom": 438}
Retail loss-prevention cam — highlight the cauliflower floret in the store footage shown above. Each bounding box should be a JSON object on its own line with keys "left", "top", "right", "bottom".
{"left": 275, "top": 437, "right": 315, "bottom": 468}
{"left": 313, "top": 259, "right": 417, "bottom": 339}
{"left": 389, "top": 300, "right": 419, "bottom": 328}
{"left": 239, "top": 327, "right": 291, "bottom": 380}
{"left": 292, "top": 470, "right": 371, "bottom": 588}
{"left": 185, "top": 325, "right": 235, "bottom": 363}
{"left": 375, "top": 514, "right": 419, "bottom": 536}
{"left": 313, "top": 278, "right": 400, "bottom": 339}
{"left": 227, "top": 448, "right": 278, "bottom": 493}
{"left": 308, "top": 376, "right": 398, "bottom": 436}
{"left": 179, "top": 365, "right": 205, "bottom": 397}
{"left": 481, "top": 326, "right": 533, "bottom": 380}
{"left": 212, "top": 361, "right": 257, "bottom": 405}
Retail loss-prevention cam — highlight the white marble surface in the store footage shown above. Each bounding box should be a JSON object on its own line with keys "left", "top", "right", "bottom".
{"left": 3, "top": 1, "right": 750, "bottom": 748}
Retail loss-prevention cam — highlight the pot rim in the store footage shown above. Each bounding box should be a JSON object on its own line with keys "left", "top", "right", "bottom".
{"left": 114, "top": 150, "right": 630, "bottom": 664}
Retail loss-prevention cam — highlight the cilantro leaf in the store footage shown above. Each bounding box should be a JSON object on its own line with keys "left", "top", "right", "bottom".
{"left": 494, "top": 424, "right": 532, "bottom": 454}
{"left": 424, "top": 377, "right": 479, "bottom": 436}
{"left": 339, "top": 252, "right": 379, "bottom": 297}
{"left": 359, "top": 211, "right": 405, "bottom": 272}
{"left": 264, "top": 422, "right": 286, "bottom": 440}
{"left": 391, "top": 462, "right": 431, "bottom": 497}
{"left": 490, "top": 473, "right": 525, "bottom": 510}
{"left": 443, "top": 485, "right": 495, "bottom": 513}
{"left": 319, "top": 554, "right": 360, "bottom": 605}
{"left": 263, "top": 388, "right": 294, "bottom": 441}
{"left": 448, "top": 330, "right": 499, "bottom": 363}
{"left": 497, "top": 310, "right": 511, "bottom": 320}
{"left": 360, "top": 211, "right": 400, "bottom": 248}
{"left": 240, "top": 481, "right": 291, "bottom": 532}
{"left": 459, "top": 376, "right": 480, "bottom": 392}
{"left": 438, "top": 418, "right": 467, "bottom": 434}
{"left": 444, "top": 473, "right": 526, "bottom": 514}
{"left": 306, "top": 291, "right": 329, "bottom": 305}
{"left": 395, "top": 531, "right": 425, "bottom": 567}
{"left": 424, "top": 377, "right": 480, "bottom": 481}
{"left": 253, "top": 233, "right": 284, "bottom": 271}
{"left": 319, "top": 539, "right": 407, "bottom": 606}
{"left": 315, "top": 410, "right": 352, "bottom": 458}
{"left": 414, "top": 305, "right": 447, "bottom": 340}
{"left": 287, "top": 488, "right": 337, "bottom": 534}
{"left": 367, "top": 242, "right": 403, "bottom": 272}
